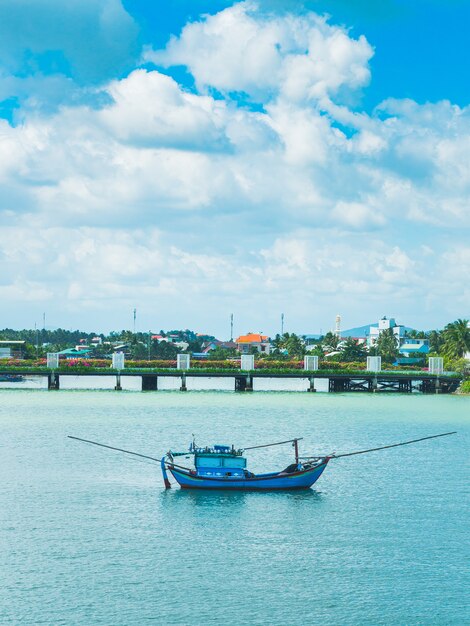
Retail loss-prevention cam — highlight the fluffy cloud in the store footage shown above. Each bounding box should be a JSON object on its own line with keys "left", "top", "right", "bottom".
{"left": 147, "top": 1, "right": 373, "bottom": 103}
{"left": 0, "top": 2, "right": 469, "bottom": 332}
{"left": 1, "top": 225, "right": 466, "bottom": 332}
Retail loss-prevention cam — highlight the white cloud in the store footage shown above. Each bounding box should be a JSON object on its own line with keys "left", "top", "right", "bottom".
{"left": 99, "top": 70, "right": 229, "bottom": 149}
{"left": 147, "top": 2, "right": 373, "bottom": 103}
{"left": 332, "top": 201, "right": 386, "bottom": 229}
{"left": 0, "top": 2, "right": 469, "bottom": 332}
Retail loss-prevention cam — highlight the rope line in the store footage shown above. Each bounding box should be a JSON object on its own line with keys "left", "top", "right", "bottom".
{"left": 67, "top": 435, "right": 161, "bottom": 463}
{"left": 331, "top": 431, "right": 456, "bottom": 459}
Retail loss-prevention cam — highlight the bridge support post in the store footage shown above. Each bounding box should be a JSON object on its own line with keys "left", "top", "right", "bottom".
{"left": 180, "top": 372, "right": 187, "bottom": 391}
{"left": 48, "top": 373, "right": 59, "bottom": 390}
{"left": 245, "top": 375, "right": 253, "bottom": 391}
{"left": 435, "top": 377, "right": 441, "bottom": 394}
{"left": 308, "top": 376, "right": 316, "bottom": 392}
{"left": 142, "top": 375, "right": 158, "bottom": 391}
{"left": 235, "top": 376, "right": 246, "bottom": 391}
{"left": 115, "top": 373, "right": 122, "bottom": 391}
{"left": 372, "top": 377, "right": 378, "bottom": 392}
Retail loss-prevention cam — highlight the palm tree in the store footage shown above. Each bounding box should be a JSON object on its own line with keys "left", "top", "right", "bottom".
{"left": 428, "top": 329, "right": 444, "bottom": 353}
{"left": 322, "top": 331, "right": 339, "bottom": 351}
{"left": 340, "top": 337, "right": 366, "bottom": 362}
{"left": 375, "top": 328, "right": 399, "bottom": 362}
{"left": 442, "top": 319, "right": 470, "bottom": 358}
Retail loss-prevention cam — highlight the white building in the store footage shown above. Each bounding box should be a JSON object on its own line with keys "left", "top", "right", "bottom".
{"left": 367, "top": 317, "right": 406, "bottom": 348}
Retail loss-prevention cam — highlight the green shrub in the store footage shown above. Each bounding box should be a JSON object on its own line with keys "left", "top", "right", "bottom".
{"left": 459, "top": 380, "right": 470, "bottom": 393}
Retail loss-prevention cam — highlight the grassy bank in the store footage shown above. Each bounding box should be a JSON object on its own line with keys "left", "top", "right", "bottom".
{"left": 0, "top": 364, "right": 462, "bottom": 378}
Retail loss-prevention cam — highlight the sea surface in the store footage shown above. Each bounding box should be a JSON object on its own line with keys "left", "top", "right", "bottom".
{"left": 0, "top": 390, "right": 468, "bottom": 625}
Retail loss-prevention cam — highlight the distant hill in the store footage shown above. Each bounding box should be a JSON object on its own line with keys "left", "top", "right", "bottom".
{"left": 341, "top": 323, "right": 415, "bottom": 338}
{"left": 341, "top": 324, "right": 376, "bottom": 338}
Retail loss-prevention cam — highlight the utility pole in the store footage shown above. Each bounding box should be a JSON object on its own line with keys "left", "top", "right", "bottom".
{"left": 35, "top": 322, "right": 39, "bottom": 358}
{"left": 133, "top": 308, "right": 137, "bottom": 335}
{"left": 148, "top": 330, "right": 151, "bottom": 360}
{"left": 230, "top": 313, "right": 234, "bottom": 341}
{"left": 43, "top": 312, "right": 46, "bottom": 330}
{"left": 281, "top": 313, "right": 284, "bottom": 335}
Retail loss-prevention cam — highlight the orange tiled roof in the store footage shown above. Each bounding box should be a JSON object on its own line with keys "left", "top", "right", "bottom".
{"left": 236, "top": 333, "right": 268, "bottom": 343}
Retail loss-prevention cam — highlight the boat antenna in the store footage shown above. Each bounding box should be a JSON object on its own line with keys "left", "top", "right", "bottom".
{"left": 67, "top": 435, "right": 161, "bottom": 463}
{"left": 330, "top": 432, "right": 456, "bottom": 459}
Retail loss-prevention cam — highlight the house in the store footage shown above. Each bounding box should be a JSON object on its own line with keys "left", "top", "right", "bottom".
{"left": 399, "top": 340, "right": 429, "bottom": 356}
{"left": 173, "top": 341, "right": 189, "bottom": 351}
{"left": 395, "top": 341, "right": 430, "bottom": 365}
{"left": 151, "top": 334, "right": 188, "bottom": 350}
{"left": 0, "top": 340, "right": 26, "bottom": 359}
{"left": 236, "top": 333, "right": 271, "bottom": 355}
{"left": 201, "top": 340, "right": 238, "bottom": 354}
{"left": 57, "top": 348, "right": 92, "bottom": 359}
{"left": 112, "top": 343, "right": 131, "bottom": 356}
{"left": 75, "top": 343, "right": 91, "bottom": 352}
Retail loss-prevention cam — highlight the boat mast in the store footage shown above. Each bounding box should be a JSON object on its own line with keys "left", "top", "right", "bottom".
{"left": 294, "top": 438, "right": 299, "bottom": 465}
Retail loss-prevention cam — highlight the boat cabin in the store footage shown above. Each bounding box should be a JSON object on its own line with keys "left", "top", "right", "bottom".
{"left": 195, "top": 445, "right": 247, "bottom": 478}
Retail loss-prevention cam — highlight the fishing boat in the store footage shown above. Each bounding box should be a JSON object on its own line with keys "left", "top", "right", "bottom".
{"left": 68, "top": 432, "right": 456, "bottom": 492}
{"left": 0, "top": 374, "right": 24, "bottom": 382}
{"left": 161, "top": 439, "right": 329, "bottom": 491}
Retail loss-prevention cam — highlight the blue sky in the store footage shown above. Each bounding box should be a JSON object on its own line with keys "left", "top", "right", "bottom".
{"left": 125, "top": 0, "right": 470, "bottom": 108}
{"left": 0, "top": 1, "right": 468, "bottom": 336}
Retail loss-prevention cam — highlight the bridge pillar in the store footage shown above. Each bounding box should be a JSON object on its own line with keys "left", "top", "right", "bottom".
{"left": 115, "top": 373, "right": 122, "bottom": 391}
{"left": 399, "top": 379, "right": 412, "bottom": 393}
{"left": 48, "top": 373, "right": 59, "bottom": 390}
{"left": 372, "top": 377, "right": 378, "bottom": 392}
{"left": 245, "top": 375, "right": 253, "bottom": 392}
{"left": 142, "top": 375, "right": 158, "bottom": 391}
{"left": 307, "top": 376, "right": 316, "bottom": 392}
{"left": 235, "top": 375, "right": 246, "bottom": 391}
{"left": 435, "top": 377, "right": 441, "bottom": 394}
{"left": 180, "top": 373, "right": 187, "bottom": 391}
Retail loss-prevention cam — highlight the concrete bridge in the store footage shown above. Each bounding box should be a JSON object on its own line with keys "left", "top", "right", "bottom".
{"left": 0, "top": 369, "right": 461, "bottom": 393}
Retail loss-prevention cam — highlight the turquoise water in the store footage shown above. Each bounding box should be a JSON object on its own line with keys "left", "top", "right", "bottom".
{"left": 0, "top": 391, "right": 468, "bottom": 625}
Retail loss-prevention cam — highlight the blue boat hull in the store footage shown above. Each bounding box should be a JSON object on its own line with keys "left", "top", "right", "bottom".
{"left": 168, "top": 461, "right": 329, "bottom": 490}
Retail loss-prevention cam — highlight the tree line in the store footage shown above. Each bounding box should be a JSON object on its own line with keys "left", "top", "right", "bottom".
{"left": 0, "top": 319, "right": 468, "bottom": 369}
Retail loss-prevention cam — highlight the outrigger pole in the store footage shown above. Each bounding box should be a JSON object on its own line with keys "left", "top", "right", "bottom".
{"left": 243, "top": 437, "right": 303, "bottom": 465}
{"left": 67, "top": 435, "right": 161, "bottom": 463}
{"left": 299, "top": 431, "right": 456, "bottom": 460}
{"left": 243, "top": 437, "right": 303, "bottom": 451}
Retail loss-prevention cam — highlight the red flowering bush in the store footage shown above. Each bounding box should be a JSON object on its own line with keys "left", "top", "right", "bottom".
{"left": 61, "top": 359, "right": 92, "bottom": 369}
